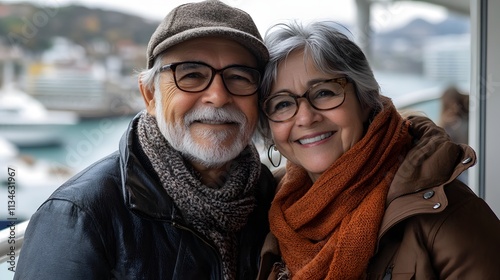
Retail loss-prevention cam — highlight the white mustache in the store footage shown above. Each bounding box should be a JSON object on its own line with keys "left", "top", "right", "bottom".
{"left": 184, "top": 107, "right": 247, "bottom": 126}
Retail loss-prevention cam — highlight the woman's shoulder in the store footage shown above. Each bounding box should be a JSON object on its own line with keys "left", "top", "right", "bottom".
{"left": 442, "top": 179, "right": 495, "bottom": 217}
{"left": 408, "top": 179, "right": 500, "bottom": 241}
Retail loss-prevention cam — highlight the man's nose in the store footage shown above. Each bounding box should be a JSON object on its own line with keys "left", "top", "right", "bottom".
{"left": 200, "top": 74, "right": 232, "bottom": 107}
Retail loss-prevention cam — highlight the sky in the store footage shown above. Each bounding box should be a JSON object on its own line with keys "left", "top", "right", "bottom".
{"left": 2, "top": 0, "right": 449, "bottom": 33}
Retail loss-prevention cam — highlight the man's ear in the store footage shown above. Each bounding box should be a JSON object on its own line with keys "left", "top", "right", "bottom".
{"left": 139, "top": 75, "right": 156, "bottom": 115}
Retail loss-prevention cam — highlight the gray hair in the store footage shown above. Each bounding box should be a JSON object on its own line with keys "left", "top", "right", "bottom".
{"left": 258, "top": 20, "right": 383, "bottom": 145}
{"left": 138, "top": 54, "right": 165, "bottom": 93}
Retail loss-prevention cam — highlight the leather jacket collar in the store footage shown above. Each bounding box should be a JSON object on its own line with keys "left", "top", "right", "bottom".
{"left": 118, "top": 113, "right": 182, "bottom": 221}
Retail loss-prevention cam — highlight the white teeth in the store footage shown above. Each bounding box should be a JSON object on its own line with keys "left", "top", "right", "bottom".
{"left": 298, "top": 132, "right": 332, "bottom": 145}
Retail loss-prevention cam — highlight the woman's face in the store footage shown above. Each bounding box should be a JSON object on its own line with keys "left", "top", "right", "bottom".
{"left": 268, "top": 50, "right": 369, "bottom": 182}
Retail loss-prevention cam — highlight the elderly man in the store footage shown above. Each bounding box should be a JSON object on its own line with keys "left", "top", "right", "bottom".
{"left": 15, "top": 1, "right": 275, "bottom": 279}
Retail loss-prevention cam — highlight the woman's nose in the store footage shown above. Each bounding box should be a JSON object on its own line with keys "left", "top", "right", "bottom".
{"left": 294, "top": 99, "right": 321, "bottom": 126}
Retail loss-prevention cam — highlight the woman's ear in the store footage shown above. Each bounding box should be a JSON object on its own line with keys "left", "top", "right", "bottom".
{"left": 139, "top": 75, "right": 156, "bottom": 115}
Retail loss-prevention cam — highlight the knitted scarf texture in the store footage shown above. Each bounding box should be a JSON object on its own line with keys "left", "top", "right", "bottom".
{"left": 137, "top": 111, "right": 261, "bottom": 280}
{"left": 269, "top": 99, "right": 412, "bottom": 279}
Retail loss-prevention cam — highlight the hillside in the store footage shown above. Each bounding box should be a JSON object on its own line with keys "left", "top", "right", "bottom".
{"left": 0, "top": 2, "right": 159, "bottom": 54}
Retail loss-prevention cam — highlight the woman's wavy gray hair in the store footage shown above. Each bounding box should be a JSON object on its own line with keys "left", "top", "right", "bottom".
{"left": 258, "top": 20, "right": 383, "bottom": 146}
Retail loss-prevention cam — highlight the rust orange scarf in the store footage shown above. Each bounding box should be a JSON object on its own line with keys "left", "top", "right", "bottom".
{"left": 269, "top": 99, "right": 412, "bottom": 279}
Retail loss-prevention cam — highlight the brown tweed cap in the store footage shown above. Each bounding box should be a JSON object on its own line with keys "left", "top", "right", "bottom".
{"left": 146, "top": 0, "right": 269, "bottom": 69}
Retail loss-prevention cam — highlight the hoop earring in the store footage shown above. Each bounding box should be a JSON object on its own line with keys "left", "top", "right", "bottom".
{"left": 267, "top": 144, "right": 282, "bottom": 168}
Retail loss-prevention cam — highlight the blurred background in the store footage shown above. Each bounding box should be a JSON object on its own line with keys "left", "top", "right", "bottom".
{"left": 0, "top": 0, "right": 475, "bottom": 277}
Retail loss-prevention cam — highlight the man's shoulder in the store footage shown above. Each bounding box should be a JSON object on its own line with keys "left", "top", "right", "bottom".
{"left": 48, "top": 151, "right": 123, "bottom": 207}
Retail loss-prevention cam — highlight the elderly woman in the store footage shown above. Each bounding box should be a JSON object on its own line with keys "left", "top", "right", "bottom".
{"left": 257, "top": 20, "right": 500, "bottom": 280}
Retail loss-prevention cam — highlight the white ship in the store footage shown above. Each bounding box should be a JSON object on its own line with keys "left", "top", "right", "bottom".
{"left": 0, "top": 84, "right": 79, "bottom": 147}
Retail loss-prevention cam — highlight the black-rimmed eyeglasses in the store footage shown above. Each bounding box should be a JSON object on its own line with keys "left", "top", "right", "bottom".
{"left": 263, "top": 77, "right": 351, "bottom": 122}
{"left": 159, "top": 61, "right": 261, "bottom": 96}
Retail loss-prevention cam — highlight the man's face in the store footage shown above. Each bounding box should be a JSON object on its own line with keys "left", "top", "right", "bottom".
{"left": 150, "top": 37, "right": 259, "bottom": 168}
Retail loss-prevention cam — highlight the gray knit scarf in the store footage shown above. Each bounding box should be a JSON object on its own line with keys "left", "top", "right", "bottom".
{"left": 137, "top": 111, "right": 261, "bottom": 279}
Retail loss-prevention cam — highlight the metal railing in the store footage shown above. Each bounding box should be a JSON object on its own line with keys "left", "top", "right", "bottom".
{"left": 0, "top": 220, "right": 29, "bottom": 264}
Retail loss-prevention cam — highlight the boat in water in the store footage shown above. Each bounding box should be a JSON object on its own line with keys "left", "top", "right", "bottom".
{"left": 0, "top": 135, "right": 74, "bottom": 222}
{"left": 0, "top": 84, "right": 79, "bottom": 147}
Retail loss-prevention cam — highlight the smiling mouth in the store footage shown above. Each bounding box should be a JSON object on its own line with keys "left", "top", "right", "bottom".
{"left": 297, "top": 132, "right": 333, "bottom": 145}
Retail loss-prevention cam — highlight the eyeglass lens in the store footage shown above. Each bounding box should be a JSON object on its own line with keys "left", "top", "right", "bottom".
{"left": 173, "top": 62, "right": 260, "bottom": 96}
{"left": 264, "top": 79, "right": 347, "bottom": 122}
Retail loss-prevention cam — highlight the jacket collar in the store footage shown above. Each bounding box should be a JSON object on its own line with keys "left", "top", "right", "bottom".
{"left": 387, "top": 115, "right": 475, "bottom": 202}
{"left": 378, "top": 115, "right": 475, "bottom": 239}
{"left": 118, "top": 112, "right": 182, "bottom": 221}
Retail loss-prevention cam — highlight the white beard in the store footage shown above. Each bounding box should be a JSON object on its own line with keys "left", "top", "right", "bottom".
{"left": 154, "top": 89, "right": 253, "bottom": 168}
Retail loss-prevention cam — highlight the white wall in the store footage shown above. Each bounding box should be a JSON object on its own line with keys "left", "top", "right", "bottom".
{"left": 470, "top": 0, "right": 500, "bottom": 216}
{"left": 483, "top": 0, "right": 500, "bottom": 216}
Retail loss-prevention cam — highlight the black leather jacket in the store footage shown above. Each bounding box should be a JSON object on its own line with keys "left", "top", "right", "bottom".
{"left": 15, "top": 115, "right": 276, "bottom": 280}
